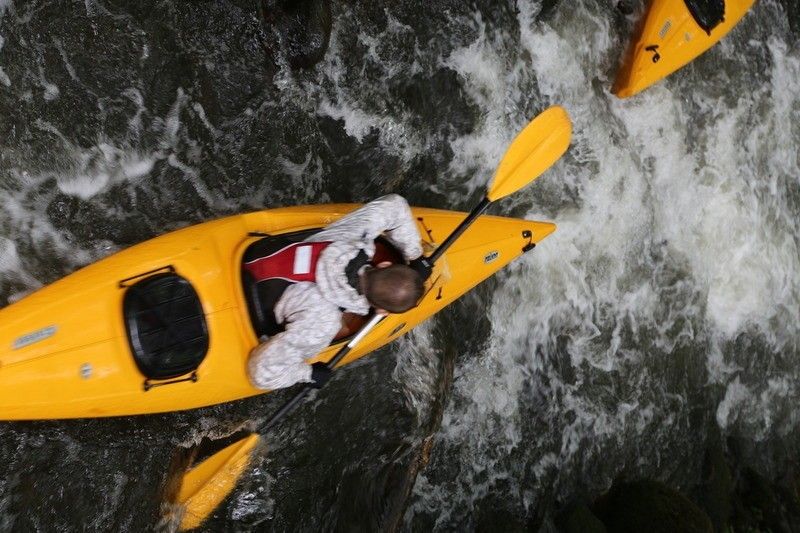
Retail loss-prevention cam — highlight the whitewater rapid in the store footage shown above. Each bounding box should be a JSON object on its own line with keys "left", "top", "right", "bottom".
{"left": 0, "top": 0, "right": 797, "bottom": 530}
{"left": 399, "top": 0, "right": 800, "bottom": 528}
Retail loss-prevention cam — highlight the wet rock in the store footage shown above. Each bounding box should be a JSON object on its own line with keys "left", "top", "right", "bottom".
{"left": 556, "top": 502, "right": 607, "bottom": 533}
{"left": 538, "top": 0, "right": 562, "bottom": 21}
{"left": 388, "top": 68, "right": 478, "bottom": 138}
{"left": 261, "top": 0, "right": 332, "bottom": 70}
{"left": 699, "top": 432, "right": 734, "bottom": 530}
{"left": 616, "top": 1, "right": 634, "bottom": 15}
{"left": 473, "top": 490, "right": 529, "bottom": 533}
{"left": 780, "top": 0, "right": 799, "bottom": 35}
{"left": 733, "top": 468, "right": 785, "bottom": 532}
{"left": 784, "top": 466, "right": 800, "bottom": 531}
{"left": 593, "top": 479, "right": 713, "bottom": 533}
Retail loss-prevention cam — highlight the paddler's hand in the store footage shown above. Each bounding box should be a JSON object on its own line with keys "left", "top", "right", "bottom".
{"left": 408, "top": 256, "right": 433, "bottom": 281}
{"left": 310, "top": 362, "right": 332, "bottom": 389}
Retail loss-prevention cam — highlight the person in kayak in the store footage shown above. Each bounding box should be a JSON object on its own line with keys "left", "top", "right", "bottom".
{"left": 246, "top": 194, "right": 432, "bottom": 391}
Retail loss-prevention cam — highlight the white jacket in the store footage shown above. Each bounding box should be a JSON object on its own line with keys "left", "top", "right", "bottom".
{"left": 247, "top": 194, "right": 423, "bottom": 390}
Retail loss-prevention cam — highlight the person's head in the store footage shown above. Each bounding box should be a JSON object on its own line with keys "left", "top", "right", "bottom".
{"left": 362, "top": 263, "right": 424, "bottom": 314}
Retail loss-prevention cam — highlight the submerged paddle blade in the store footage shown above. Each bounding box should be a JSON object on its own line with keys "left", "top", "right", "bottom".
{"left": 177, "top": 434, "right": 261, "bottom": 531}
{"left": 487, "top": 106, "right": 572, "bottom": 202}
{"left": 170, "top": 317, "right": 383, "bottom": 529}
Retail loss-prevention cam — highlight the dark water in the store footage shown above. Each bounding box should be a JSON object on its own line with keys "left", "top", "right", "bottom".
{"left": 0, "top": 0, "right": 798, "bottom": 531}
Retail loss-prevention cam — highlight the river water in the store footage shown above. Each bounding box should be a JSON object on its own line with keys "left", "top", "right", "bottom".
{"left": 0, "top": 0, "right": 798, "bottom": 531}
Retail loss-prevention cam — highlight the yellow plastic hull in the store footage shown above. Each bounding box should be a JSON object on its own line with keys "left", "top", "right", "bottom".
{"left": 0, "top": 205, "right": 555, "bottom": 420}
{"left": 613, "top": 0, "right": 755, "bottom": 98}
{"left": 177, "top": 434, "right": 261, "bottom": 530}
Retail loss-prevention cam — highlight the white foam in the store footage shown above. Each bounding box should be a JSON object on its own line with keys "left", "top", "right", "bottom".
{"left": 43, "top": 82, "right": 59, "bottom": 101}
{"left": 275, "top": 152, "right": 330, "bottom": 204}
{"left": 54, "top": 38, "right": 80, "bottom": 83}
{"left": 407, "top": 0, "right": 800, "bottom": 521}
{"left": 716, "top": 376, "right": 798, "bottom": 440}
{"left": 393, "top": 322, "right": 442, "bottom": 423}
{"left": 307, "top": 11, "right": 426, "bottom": 163}
{"left": 121, "top": 154, "right": 155, "bottom": 180}
{"left": 58, "top": 172, "right": 110, "bottom": 199}
{"left": 407, "top": 4, "right": 670, "bottom": 517}
{"left": 166, "top": 153, "right": 225, "bottom": 210}
{"left": 159, "top": 88, "right": 188, "bottom": 150}
{"left": 122, "top": 88, "right": 146, "bottom": 137}
{"left": 442, "top": 13, "right": 521, "bottom": 193}
{"left": 191, "top": 102, "right": 221, "bottom": 137}
{"left": 315, "top": 95, "right": 422, "bottom": 161}
{"left": 716, "top": 376, "right": 750, "bottom": 429}
{"left": 56, "top": 144, "right": 156, "bottom": 199}
{"left": 0, "top": 191, "right": 84, "bottom": 300}
{"left": 0, "top": 237, "right": 21, "bottom": 274}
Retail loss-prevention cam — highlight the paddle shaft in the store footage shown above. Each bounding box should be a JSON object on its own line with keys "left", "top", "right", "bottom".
{"left": 256, "top": 314, "right": 385, "bottom": 434}
{"left": 428, "top": 197, "right": 490, "bottom": 264}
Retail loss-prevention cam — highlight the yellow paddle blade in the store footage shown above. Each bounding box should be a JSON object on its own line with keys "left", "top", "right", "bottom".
{"left": 177, "top": 434, "right": 261, "bottom": 531}
{"left": 487, "top": 105, "right": 572, "bottom": 202}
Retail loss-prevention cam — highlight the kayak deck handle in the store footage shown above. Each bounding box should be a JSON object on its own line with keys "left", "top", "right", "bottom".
{"left": 119, "top": 265, "right": 176, "bottom": 288}
{"left": 143, "top": 371, "right": 199, "bottom": 392}
{"left": 522, "top": 230, "right": 536, "bottom": 253}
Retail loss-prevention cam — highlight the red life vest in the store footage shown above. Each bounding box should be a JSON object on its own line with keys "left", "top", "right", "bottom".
{"left": 243, "top": 241, "right": 332, "bottom": 284}
{"left": 241, "top": 236, "right": 403, "bottom": 339}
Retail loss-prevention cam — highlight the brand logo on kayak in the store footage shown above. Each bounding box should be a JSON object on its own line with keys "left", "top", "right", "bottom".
{"left": 13, "top": 325, "right": 57, "bottom": 350}
{"left": 484, "top": 250, "right": 499, "bottom": 264}
{"left": 659, "top": 20, "right": 671, "bottom": 39}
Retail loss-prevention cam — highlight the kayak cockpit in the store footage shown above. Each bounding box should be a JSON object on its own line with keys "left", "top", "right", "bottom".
{"left": 240, "top": 231, "right": 403, "bottom": 343}
{"left": 684, "top": 0, "right": 725, "bottom": 34}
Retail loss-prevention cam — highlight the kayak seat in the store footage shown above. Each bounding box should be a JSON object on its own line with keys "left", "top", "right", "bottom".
{"left": 123, "top": 273, "right": 209, "bottom": 380}
{"left": 241, "top": 231, "right": 403, "bottom": 342}
{"left": 241, "top": 230, "right": 319, "bottom": 339}
{"left": 683, "top": 0, "right": 724, "bottom": 33}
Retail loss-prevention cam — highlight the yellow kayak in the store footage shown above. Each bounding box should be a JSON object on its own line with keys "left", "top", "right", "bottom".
{"left": 613, "top": 0, "right": 756, "bottom": 98}
{"left": 0, "top": 205, "right": 555, "bottom": 420}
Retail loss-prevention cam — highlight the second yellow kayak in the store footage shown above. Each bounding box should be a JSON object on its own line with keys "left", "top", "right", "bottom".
{"left": 613, "top": 0, "right": 756, "bottom": 98}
